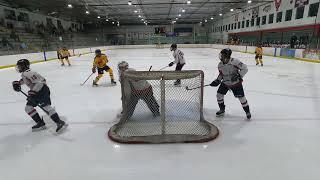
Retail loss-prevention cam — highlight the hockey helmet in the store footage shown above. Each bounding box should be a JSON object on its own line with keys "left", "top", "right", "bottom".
{"left": 118, "top": 61, "right": 129, "bottom": 71}
{"left": 170, "top": 43, "right": 177, "bottom": 51}
{"left": 16, "top": 59, "right": 30, "bottom": 73}
{"left": 219, "top": 48, "right": 232, "bottom": 61}
{"left": 95, "top": 49, "right": 102, "bottom": 56}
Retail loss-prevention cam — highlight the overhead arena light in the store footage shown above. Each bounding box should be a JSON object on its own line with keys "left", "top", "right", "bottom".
{"left": 178, "top": 14, "right": 181, "bottom": 17}
{"left": 230, "top": 9, "right": 234, "bottom": 12}
{"left": 134, "top": 10, "right": 138, "bottom": 13}
{"left": 141, "top": 18, "right": 144, "bottom": 21}
{"left": 219, "top": 13, "right": 223, "bottom": 16}
{"left": 204, "top": 19, "right": 207, "bottom": 22}
{"left": 187, "top": 0, "right": 191, "bottom": 4}
{"left": 138, "top": 15, "right": 141, "bottom": 18}
{"left": 106, "top": 19, "right": 109, "bottom": 21}
{"left": 210, "top": 17, "right": 214, "bottom": 20}
{"left": 67, "top": 4, "right": 72, "bottom": 8}
{"left": 97, "top": 16, "right": 101, "bottom": 19}
{"left": 85, "top": 10, "right": 89, "bottom": 14}
{"left": 182, "top": 9, "right": 186, "bottom": 13}
{"left": 112, "top": 21, "right": 115, "bottom": 24}
{"left": 248, "top": 0, "right": 252, "bottom": 3}
{"left": 128, "top": 1, "right": 132, "bottom": 5}
{"left": 176, "top": 17, "right": 178, "bottom": 20}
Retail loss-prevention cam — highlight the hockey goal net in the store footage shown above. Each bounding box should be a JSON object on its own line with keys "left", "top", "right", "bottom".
{"left": 108, "top": 70, "right": 219, "bottom": 143}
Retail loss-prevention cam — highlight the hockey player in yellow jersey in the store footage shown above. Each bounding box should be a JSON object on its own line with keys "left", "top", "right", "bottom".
{"left": 58, "top": 47, "right": 71, "bottom": 66}
{"left": 255, "top": 44, "right": 263, "bottom": 66}
{"left": 92, "top": 49, "right": 116, "bottom": 86}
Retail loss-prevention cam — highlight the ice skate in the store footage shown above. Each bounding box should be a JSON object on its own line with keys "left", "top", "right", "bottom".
{"left": 216, "top": 109, "right": 225, "bottom": 117}
{"left": 246, "top": 112, "right": 251, "bottom": 120}
{"left": 32, "top": 122, "right": 46, "bottom": 132}
{"left": 92, "top": 80, "right": 98, "bottom": 86}
{"left": 56, "top": 121, "right": 68, "bottom": 133}
{"left": 174, "top": 80, "right": 181, "bottom": 87}
{"left": 111, "top": 79, "right": 117, "bottom": 85}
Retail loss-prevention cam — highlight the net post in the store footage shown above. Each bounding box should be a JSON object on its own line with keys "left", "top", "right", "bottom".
{"left": 160, "top": 75, "right": 166, "bottom": 134}
{"left": 200, "top": 71, "right": 204, "bottom": 121}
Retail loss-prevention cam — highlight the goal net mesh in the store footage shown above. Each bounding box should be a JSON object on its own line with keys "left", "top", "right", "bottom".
{"left": 108, "top": 70, "right": 219, "bottom": 143}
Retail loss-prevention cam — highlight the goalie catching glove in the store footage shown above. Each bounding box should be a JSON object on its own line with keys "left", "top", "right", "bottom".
{"left": 210, "top": 79, "right": 221, "bottom": 87}
{"left": 12, "top": 81, "right": 21, "bottom": 92}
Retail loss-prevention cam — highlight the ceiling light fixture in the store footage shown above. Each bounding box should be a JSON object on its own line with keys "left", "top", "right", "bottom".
{"left": 210, "top": 17, "right": 214, "bottom": 20}
{"left": 97, "top": 16, "right": 101, "bottom": 19}
{"left": 178, "top": 14, "right": 181, "bottom": 17}
{"left": 182, "top": 9, "right": 186, "bottom": 13}
{"left": 230, "top": 9, "right": 234, "bottom": 12}
{"left": 67, "top": 4, "right": 72, "bottom": 8}
{"left": 219, "top": 13, "right": 223, "bottom": 16}
{"left": 128, "top": 1, "right": 132, "bottom": 5}
{"left": 248, "top": 0, "right": 252, "bottom": 3}
{"left": 85, "top": 10, "right": 89, "bottom": 14}
{"left": 134, "top": 10, "right": 138, "bottom": 13}
{"left": 187, "top": 0, "right": 191, "bottom": 4}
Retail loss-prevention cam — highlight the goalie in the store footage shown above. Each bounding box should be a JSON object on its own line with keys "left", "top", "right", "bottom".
{"left": 118, "top": 61, "right": 160, "bottom": 119}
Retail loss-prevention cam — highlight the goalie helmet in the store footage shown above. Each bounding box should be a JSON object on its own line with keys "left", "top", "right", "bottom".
{"left": 170, "top": 43, "right": 177, "bottom": 51}
{"left": 16, "top": 59, "right": 30, "bottom": 73}
{"left": 118, "top": 61, "right": 129, "bottom": 71}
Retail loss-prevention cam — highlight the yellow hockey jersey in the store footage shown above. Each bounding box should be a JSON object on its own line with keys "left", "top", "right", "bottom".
{"left": 93, "top": 54, "right": 109, "bottom": 68}
{"left": 59, "top": 49, "right": 70, "bottom": 57}
{"left": 255, "top": 47, "right": 263, "bottom": 56}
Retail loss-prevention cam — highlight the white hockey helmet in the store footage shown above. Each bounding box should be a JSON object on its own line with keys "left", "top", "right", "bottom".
{"left": 118, "top": 61, "right": 129, "bottom": 71}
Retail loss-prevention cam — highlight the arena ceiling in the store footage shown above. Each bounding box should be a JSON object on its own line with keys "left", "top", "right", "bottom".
{"left": 5, "top": 0, "right": 272, "bottom": 25}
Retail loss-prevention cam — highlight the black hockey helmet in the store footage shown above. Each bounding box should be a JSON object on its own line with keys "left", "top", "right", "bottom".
{"left": 170, "top": 43, "right": 177, "bottom": 51}
{"left": 95, "top": 49, "right": 102, "bottom": 56}
{"left": 219, "top": 48, "right": 232, "bottom": 61}
{"left": 16, "top": 59, "right": 30, "bottom": 73}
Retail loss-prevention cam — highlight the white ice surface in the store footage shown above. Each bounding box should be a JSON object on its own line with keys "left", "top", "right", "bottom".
{"left": 1, "top": 48, "right": 320, "bottom": 180}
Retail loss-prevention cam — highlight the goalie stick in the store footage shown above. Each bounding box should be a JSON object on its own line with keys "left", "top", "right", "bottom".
{"left": 185, "top": 84, "right": 210, "bottom": 91}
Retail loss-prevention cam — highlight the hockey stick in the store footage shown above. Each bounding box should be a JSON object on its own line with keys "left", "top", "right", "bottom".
{"left": 159, "top": 66, "right": 168, "bottom": 71}
{"left": 80, "top": 73, "right": 94, "bottom": 86}
{"left": 148, "top": 66, "right": 152, "bottom": 71}
{"left": 185, "top": 84, "right": 210, "bottom": 91}
{"left": 20, "top": 90, "right": 49, "bottom": 114}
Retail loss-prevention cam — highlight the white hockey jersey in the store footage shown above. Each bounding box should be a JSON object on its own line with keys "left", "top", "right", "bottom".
{"left": 19, "top": 69, "right": 46, "bottom": 92}
{"left": 217, "top": 58, "right": 248, "bottom": 87}
{"left": 172, "top": 49, "right": 186, "bottom": 65}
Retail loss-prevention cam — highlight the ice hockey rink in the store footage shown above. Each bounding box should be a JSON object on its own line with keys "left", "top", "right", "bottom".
{"left": 1, "top": 47, "right": 320, "bottom": 180}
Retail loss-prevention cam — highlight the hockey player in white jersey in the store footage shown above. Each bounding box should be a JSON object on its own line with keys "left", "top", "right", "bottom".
{"left": 210, "top": 49, "right": 251, "bottom": 119}
{"left": 12, "top": 59, "right": 68, "bottom": 132}
{"left": 118, "top": 61, "right": 160, "bottom": 119}
{"left": 168, "top": 44, "right": 185, "bottom": 86}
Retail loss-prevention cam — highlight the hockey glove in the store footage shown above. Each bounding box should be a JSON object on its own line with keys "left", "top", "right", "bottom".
{"left": 12, "top": 81, "right": 21, "bottom": 92}
{"left": 92, "top": 67, "right": 96, "bottom": 73}
{"left": 210, "top": 79, "right": 221, "bottom": 87}
{"left": 231, "top": 73, "right": 241, "bottom": 82}
{"left": 168, "top": 62, "right": 174, "bottom": 67}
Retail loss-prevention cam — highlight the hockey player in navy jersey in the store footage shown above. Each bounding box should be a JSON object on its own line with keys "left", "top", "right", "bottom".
{"left": 12, "top": 59, "right": 68, "bottom": 133}
{"left": 210, "top": 48, "right": 251, "bottom": 119}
